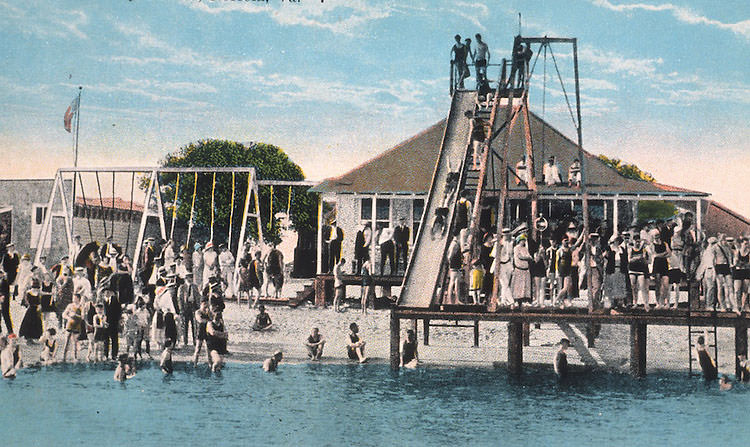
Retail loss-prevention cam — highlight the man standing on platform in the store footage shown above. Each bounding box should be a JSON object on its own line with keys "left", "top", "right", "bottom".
{"left": 378, "top": 225, "right": 395, "bottom": 276}
{"left": 394, "top": 217, "right": 410, "bottom": 274}
{"left": 354, "top": 223, "right": 370, "bottom": 275}
{"left": 2, "top": 243, "right": 19, "bottom": 300}
{"left": 327, "top": 220, "right": 344, "bottom": 274}
{"left": 0, "top": 270, "right": 12, "bottom": 334}
{"left": 140, "top": 237, "right": 156, "bottom": 287}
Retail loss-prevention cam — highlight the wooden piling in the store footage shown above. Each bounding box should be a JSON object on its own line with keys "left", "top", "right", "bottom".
{"left": 522, "top": 322, "right": 530, "bottom": 347}
{"left": 630, "top": 322, "right": 647, "bottom": 377}
{"left": 390, "top": 310, "right": 400, "bottom": 371}
{"left": 508, "top": 320, "right": 524, "bottom": 376}
{"left": 735, "top": 322, "right": 748, "bottom": 379}
{"left": 474, "top": 320, "right": 480, "bottom": 347}
{"left": 423, "top": 319, "right": 430, "bottom": 346}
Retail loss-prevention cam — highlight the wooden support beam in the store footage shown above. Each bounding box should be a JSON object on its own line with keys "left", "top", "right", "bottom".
{"left": 630, "top": 322, "right": 647, "bottom": 377}
{"left": 508, "top": 320, "right": 524, "bottom": 376}
{"left": 423, "top": 319, "right": 430, "bottom": 346}
{"left": 522, "top": 321, "right": 530, "bottom": 346}
{"left": 474, "top": 320, "right": 480, "bottom": 347}
{"left": 736, "top": 322, "right": 748, "bottom": 379}
{"left": 390, "top": 310, "right": 401, "bottom": 371}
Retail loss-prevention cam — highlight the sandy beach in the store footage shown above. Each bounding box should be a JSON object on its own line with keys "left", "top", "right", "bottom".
{"left": 5, "top": 278, "right": 740, "bottom": 378}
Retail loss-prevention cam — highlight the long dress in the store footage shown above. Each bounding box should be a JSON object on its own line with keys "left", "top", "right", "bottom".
{"left": 19, "top": 291, "right": 43, "bottom": 340}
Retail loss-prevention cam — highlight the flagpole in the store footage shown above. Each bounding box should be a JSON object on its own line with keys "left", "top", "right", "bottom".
{"left": 70, "top": 86, "right": 82, "bottom": 241}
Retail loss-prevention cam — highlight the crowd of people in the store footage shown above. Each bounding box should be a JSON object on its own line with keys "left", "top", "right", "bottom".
{"left": 0, "top": 230, "right": 425, "bottom": 380}
{"left": 440, "top": 210, "right": 750, "bottom": 314}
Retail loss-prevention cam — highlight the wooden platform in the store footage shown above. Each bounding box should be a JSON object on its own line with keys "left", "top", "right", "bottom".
{"left": 314, "top": 273, "right": 404, "bottom": 306}
{"left": 388, "top": 306, "right": 750, "bottom": 377}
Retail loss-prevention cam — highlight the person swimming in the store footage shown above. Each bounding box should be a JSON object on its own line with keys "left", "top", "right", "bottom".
{"left": 114, "top": 354, "right": 136, "bottom": 382}
{"left": 695, "top": 335, "right": 718, "bottom": 381}
{"left": 719, "top": 375, "right": 733, "bottom": 391}
{"left": 400, "top": 329, "right": 418, "bottom": 369}
{"left": 554, "top": 338, "right": 570, "bottom": 380}
{"left": 263, "top": 351, "right": 283, "bottom": 372}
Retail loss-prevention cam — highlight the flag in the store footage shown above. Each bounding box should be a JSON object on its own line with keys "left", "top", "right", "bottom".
{"left": 64, "top": 95, "right": 79, "bottom": 133}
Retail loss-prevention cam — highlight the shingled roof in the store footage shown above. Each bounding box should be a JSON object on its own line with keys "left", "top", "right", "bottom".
{"left": 76, "top": 196, "right": 144, "bottom": 212}
{"left": 313, "top": 109, "right": 707, "bottom": 197}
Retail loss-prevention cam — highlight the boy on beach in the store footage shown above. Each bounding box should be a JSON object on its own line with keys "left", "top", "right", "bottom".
{"left": 346, "top": 323, "right": 367, "bottom": 363}
{"left": 252, "top": 305, "right": 273, "bottom": 331}
{"left": 305, "top": 327, "right": 325, "bottom": 361}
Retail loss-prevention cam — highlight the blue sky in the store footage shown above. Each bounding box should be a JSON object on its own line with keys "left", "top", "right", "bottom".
{"left": 1, "top": 0, "right": 749, "bottom": 216}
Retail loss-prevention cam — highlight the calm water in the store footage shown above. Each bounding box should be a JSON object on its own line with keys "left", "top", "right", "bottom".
{"left": 1, "top": 362, "right": 748, "bottom": 446}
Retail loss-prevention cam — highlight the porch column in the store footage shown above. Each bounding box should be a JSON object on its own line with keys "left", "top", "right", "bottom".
{"left": 613, "top": 198, "right": 619, "bottom": 236}
{"left": 370, "top": 194, "right": 377, "bottom": 273}
{"left": 316, "top": 196, "right": 323, "bottom": 275}
{"left": 695, "top": 198, "right": 702, "bottom": 232}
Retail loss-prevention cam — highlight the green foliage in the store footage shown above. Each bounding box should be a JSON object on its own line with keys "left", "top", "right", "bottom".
{"left": 637, "top": 200, "right": 677, "bottom": 224}
{"left": 152, "top": 139, "right": 318, "bottom": 246}
{"left": 597, "top": 154, "right": 656, "bottom": 182}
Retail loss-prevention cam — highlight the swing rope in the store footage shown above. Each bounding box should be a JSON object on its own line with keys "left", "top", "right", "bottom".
{"left": 228, "top": 172, "right": 235, "bottom": 251}
{"left": 125, "top": 172, "right": 135, "bottom": 254}
{"left": 169, "top": 173, "right": 180, "bottom": 241}
{"left": 268, "top": 185, "right": 274, "bottom": 231}
{"left": 286, "top": 185, "right": 292, "bottom": 215}
{"left": 111, "top": 172, "right": 115, "bottom": 239}
{"left": 78, "top": 173, "right": 94, "bottom": 241}
{"left": 95, "top": 172, "right": 108, "bottom": 239}
{"left": 210, "top": 172, "right": 216, "bottom": 242}
{"left": 187, "top": 172, "right": 198, "bottom": 244}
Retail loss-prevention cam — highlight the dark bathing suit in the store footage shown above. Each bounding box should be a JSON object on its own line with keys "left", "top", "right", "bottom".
{"left": 347, "top": 333, "right": 360, "bottom": 360}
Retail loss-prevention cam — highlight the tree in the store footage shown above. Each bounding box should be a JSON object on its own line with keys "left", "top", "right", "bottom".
{"left": 151, "top": 139, "right": 317, "bottom": 247}
{"left": 597, "top": 154, "right": 676, "bottom": 223}
{"left": 597, "top": 154, "right": 655, "bottom": 182}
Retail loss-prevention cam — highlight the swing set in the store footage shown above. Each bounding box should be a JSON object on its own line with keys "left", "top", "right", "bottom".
{"left": 33, "top": 166, "right": 316, "bottom": 282}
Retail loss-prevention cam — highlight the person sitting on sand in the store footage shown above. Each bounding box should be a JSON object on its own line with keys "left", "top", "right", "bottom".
{"left": 554, "top": 338, "right": 570, "bottom": 380}
{"left": 114, "top": 353, "right": 136, "bottom": 382}
{"left": 252, "top": 305, "right": 273, "bottom": 331}
{"left": 206, "top": 312, "right": 228, "bottom": 372}
{"left": 263, "top": 350, "right": 283, "bottom": 372}
{"left": 39, "top": 327, "right": 58, "bottom": 364}
{"left": 719, "top": 375, "right": 733, "bottom": 391}
{"left": 346, "top": 323, "right": 367, "bottom": 363}
{"left": 400, "top": 329, "right": 418, "bottom": 369}
{"left": 696, "top": 335, "right": 718, "bottom": 381}
{"left": 305, "top": 327, "right": 325, "bottom": 361}
{"left": 160, "top": 338, "right": 174, "bottom": 375}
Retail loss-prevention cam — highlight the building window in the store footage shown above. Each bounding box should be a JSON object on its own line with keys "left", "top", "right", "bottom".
{"left": 360, "top": 198, "right": 372, "bottom": 221}
{"left": 376, "top": 198, "right": 390, "bottom": 230}
{"left": 30, "top": 204, "right": 50, "bottom": 249}
{"left": 412, "top": 198, "right": 424, "bottom": 239}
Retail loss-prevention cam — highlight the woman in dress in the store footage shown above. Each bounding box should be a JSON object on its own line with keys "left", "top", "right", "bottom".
{"left": 603, "top": 235, "right": 628, "bottom": 308}
{"left": 19, "top": 279, "right": 43, "bottom": 342}
{"left": 511, "top": 234, "right": 533, "bottom": 308}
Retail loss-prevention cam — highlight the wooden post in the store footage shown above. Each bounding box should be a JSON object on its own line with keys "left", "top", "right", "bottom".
{"left": 423, "top": 319, "right": 430, "bottom": 346}
{"left": 613, "top": 198, "right": 619, "bottom": 236}
{"left": 390, "top": 310, "right": 400, "bottom": 371}
{"left": 522, "top": 322, "right": 530, "bottom": 346}
{"left": 508, "top": 320, "right": 524, "bottom": 376}
{"left": 474, "top": 320, "right": 480, "bottom": 347}
{"left": 586, "top": 324, "right": 596, "bottom": 348}
{"left": 630, "top": 322, "right": 647, "bottom": 377}
{"left": 736, "top": 322, "right": 748, "bottom": 379}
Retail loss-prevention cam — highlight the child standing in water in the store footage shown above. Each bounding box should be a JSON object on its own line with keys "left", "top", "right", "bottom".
{"left": 114, "top": 353, "right": 136, "bottom": 382}
{"left": 160, "top": 338, "right": 174, "bottom": 375}
{"left": 93, "top": 303, "right": 108, "bottom": 362}
{"left": 62, "top": 294, "right": 83, "bottom": 362}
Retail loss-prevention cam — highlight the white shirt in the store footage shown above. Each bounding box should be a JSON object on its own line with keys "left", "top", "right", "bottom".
{"left": 73, "top": 275, "right": 92, "bottom": 300}
{"left": 475, "top": 41, "right": 489, "bottom": 61}
{"left": 378, "top": 228, "right": 394, "bottom": 246}
{"left": 543, "top": 163, "right": 562, "bottom": 185}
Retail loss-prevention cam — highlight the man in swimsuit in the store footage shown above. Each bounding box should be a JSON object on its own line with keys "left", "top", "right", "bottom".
{"left": 696, "top": 335, "right": 718, "bottom": 381}
{"left": 346, "top": 322, "right": 367, "bottom": 363}
{"left": 305, "top": 327, "right": 325, "bottom": 361}
{"left": 400, "top": 329, "right": 418, "bottom": 369}
{"left": 474, "top": 33, "right": 490, "bottom": 80}
{"left": 451, "top": 34, "right": 469, "bottom": 89}
{"left": 263, "top": 350, "right": 283, "bottom": 372}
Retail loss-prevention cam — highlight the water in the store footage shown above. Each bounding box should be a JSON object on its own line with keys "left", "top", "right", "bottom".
{"left": 1, "top": 362, "right": 748, "bottom": 446}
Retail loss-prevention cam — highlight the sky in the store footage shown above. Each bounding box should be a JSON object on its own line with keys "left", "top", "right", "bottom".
{"left": 1, "top": 0, "right": 749, "bottom": 216}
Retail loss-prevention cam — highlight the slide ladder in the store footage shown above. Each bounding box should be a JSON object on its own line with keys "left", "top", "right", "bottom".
{"left": 398, "top": 90, "right": 477, "bottom": 307}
